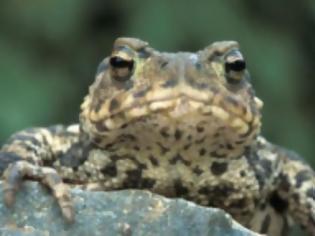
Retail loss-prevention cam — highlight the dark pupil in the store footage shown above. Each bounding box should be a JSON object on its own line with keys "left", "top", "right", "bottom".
{"left": 110, "top": 56, "right": 134, "bottom": 71}
{"left": 225, "top": 60, "right": 246, "bottom": 72}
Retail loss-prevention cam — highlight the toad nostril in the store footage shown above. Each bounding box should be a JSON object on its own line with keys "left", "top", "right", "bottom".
{"left": 161, "top": 79, "right": 178, "bottom": 88}
{"left": 108, "top": 99, "right": 120, "bottom": 112}
{"left": 160, "top": 61, "right": 169, "bottom": 69}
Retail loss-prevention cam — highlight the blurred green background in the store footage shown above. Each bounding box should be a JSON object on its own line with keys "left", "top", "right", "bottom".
{"left": 0, "top": 1, "right": 314, "bottom": 234}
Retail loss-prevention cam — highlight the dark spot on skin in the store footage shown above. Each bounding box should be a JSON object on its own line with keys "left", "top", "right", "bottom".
{"left": 198, "top": 186, "right": 210, "bottom": 195}
{"left": 133, "top": 87, "right": 150, "bottom": 98}
{"left": 219, "top": 144, "right": 225, "bottom": 149}
{"left": 209, "top": 151, "right": 226, "bottom": 158}
{"left": 306, "top": 187, "right": 315, "bottom": 200}
{"left": 174, "top": 180, "right": 189, "bottom": 196}
{"left": 292, "top": 193, "right": 300, "bottom": 203}
{"left": 187, "top": 135, "right": 192, "bottom": 141}
{"left": 9, "top": 134, "right": 42, "bottom": 147}
{"left": 105, "top": 143, "right": 114, "bottom": 150}
{"left": 211, "top": 185, "right": 235, "bottom": 195}
{"left": 241, "top": 105, "right": 247, "bottom": 116}
{"left": 109, "top": 155, "right": 148, "bottom": 187}
{"left": 183, "top": 144, "right": 191, "bottom": 150}
{"left": 198, "top": 185, "right": 235, "bottom": 197}
{"left": 93, "top": 137, "right": 102, "bottom": 145}
{"left": 240, "top": 170, "right": 246, "bottom": 177}
{"left": 161, "top": 79, "right": 178, "bottom": 88}
{"left": 295, "top": 170, "right": 311, "bottom": 188}
{"left": 109, "top": 98, "right": 120, "bottom": 112}
{"left": 141, "top": 178, "right": 156, "bottom": 188}
{"left": 210, "top": 162, "right": 228, "bottom": 176}
{"left": 117, "top": 134, "right": 137, "bottom": 142}
{"left": 259, "top": 203, "right": 267, "bottom": 210}
{"left": 123, "top": 169, "right": 142, "bottom": 188}
{"left": 195, "top": 137, "right": 205, "bottom": 144}
{"left": 94, "top": 121, "right": 109, "bottom": 132}
{"left": 269, "top": 192, "right": 288, "bottom": 213}
{"left": 196, "top": 126, "right": 204, "bottom": 133}
{"left": 193, "top": 166, "right": 203, "bottom": 176}
{"left": 241, "top": 211, "right": 250, "bottom": 216}
{"left": 279, "top": 174, "right": 291, "bottom": 192}
{"left": 138, "top": 162, "right": 147, "bottom": 170}
{"left": 42, "top": 156, "right": 56, "bottom": 168}
{"left": 157, "top": 142, "right": 170, "bottom": 155}
{"left": 169, "top": 154, "right": 190, "bottom": 166}
{"left": 244, "top": 150, "right": 270, "bottom": 189}
{"left": 235, "top": 139, "right": 247, "bottom": 144}
{"left": 149, "top": 155, "right": 159, "bottom": 166}
{"left": 229, "top": 198, "right": 247, "bottom": 209}
{"left": 101, "top": 161, "right": 117, "bottom": 177}
{"left": 121, "top": 123, "right": 128, "bottom": 129}
{"left": 59, "top": 142, "right": 90, "bottom": 170}
{"left": 160, "top": 127, "right": 170, "bottom": 138}
{"left": 133, "top": 146, "right": 140, "bottom": 151}
{"left": 199, "top": 148, "right": 206, "bottom": 156}
{"left": 226, "top": 144, "right": 234, "bottom": 150}
{"left": 0, "top": 152, "right": 22, "bottom": 174}
{"left": 260, "top": 214, "right": 271, "bottom": 234}
{"left": 174, "top": 129, "right": 182, "bottom": 140}
{"left": 160, "top": 61, "right": 169, "bottom": 68}
{"left": 18, "top": 143, "right": 38, "bottom": 154}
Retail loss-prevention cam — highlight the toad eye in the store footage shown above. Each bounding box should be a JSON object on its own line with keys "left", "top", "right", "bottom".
{"left": 224, "top": 50, "right": 246, "bottom": 83}
{"left": 225, "top": 59, "right": 246, "bottom": 72}
{"left": 109, "top": 56, "right": 134, "bottom": 82}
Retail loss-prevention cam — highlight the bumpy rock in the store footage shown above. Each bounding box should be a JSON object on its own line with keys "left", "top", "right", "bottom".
{"left": 0, "top": 181, "right": 260, "bottom": 236}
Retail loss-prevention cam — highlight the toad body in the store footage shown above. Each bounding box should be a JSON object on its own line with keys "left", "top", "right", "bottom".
{"left": 0, "top": 38, "right": 314, "bottom": 235}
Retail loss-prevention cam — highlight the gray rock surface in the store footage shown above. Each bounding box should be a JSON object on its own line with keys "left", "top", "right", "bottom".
{"left": 0, "top": 181, "right": 261, "bottom": 236}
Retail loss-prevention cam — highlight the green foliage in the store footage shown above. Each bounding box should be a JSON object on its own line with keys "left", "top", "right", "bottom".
{"left": 0, "top": 1, "right": 314, "bottom": 170}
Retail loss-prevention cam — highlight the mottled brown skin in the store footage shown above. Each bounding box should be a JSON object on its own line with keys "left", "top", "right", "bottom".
{"left": 0, "top": 38, "right": 314, "bottom": 235}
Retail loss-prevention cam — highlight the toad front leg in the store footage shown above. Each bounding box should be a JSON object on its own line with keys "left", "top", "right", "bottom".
{"left": 0, "top": 124, "right": 84, "bottom": 223}
{"left": 275, "top": 147, "right": 315, "bottom": 235}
